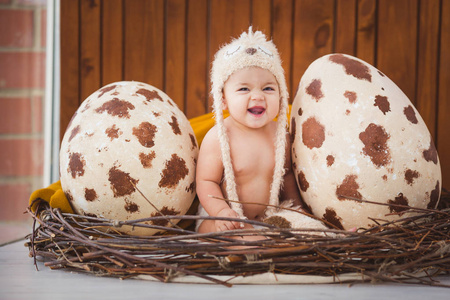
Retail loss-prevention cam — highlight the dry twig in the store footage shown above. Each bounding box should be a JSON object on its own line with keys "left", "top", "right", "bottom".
{"left": 26, "top": 191, "right": 450, "bottom": 287}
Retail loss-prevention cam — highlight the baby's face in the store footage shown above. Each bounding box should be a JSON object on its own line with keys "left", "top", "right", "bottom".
{"left": 223, "top": 67, "right": 280, "bottom": 130}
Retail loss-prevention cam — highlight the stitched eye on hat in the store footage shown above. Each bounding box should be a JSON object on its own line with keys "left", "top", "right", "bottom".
{"left": 257, "top": 45, "right": 273, "bottom": 57}
{"left": 225, "top": 45, "right": 241, "bottom": 58}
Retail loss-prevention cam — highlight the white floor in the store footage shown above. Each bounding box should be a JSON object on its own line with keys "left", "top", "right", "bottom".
{"left": 1, "top": 237, "right": 450, "bottom": 300}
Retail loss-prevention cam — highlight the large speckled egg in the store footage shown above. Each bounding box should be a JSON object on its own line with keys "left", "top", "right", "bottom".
{"left": 60, "top": 81, "right": 198, "bottom": 235}
{"left": 290, "top": 54, "right": 441, "bottom": 230}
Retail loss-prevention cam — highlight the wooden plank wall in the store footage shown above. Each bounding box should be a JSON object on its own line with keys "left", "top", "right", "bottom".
{"left": 60, "top": 0, "right": 450, "bottom": 188}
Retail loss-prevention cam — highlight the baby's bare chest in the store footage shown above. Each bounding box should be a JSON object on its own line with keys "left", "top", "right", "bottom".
{"left": 230, "top": 138, "right": 275, "bottom": 179}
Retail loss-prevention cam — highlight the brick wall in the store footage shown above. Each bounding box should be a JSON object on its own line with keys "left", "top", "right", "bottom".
{"left": 0, "top": 0, "right": 47, "bottom": 221}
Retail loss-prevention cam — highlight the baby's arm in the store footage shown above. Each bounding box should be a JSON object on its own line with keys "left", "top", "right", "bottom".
{"left": 196, "top": 127, "right": 241, "bottom": 232}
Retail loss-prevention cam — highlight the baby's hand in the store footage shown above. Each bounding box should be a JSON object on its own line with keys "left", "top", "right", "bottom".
{"left": 215, "top": 208, "right": 242, "bottom": 231}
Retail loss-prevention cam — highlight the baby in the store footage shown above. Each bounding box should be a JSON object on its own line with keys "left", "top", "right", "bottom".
{"left": 196, "top": 27, "right": 302, "bottom": 233}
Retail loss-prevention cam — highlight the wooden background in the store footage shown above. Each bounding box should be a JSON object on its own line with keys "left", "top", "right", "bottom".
{"left": 60, "top": 0, "right": 449, "bottom": 188}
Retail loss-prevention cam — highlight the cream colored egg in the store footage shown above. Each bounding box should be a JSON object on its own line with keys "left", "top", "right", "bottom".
{"left": 60, "top": 81, "right": 198, "bottom": 235}
{"left": 290, "top": 54, "right": 441, "bottom": 230}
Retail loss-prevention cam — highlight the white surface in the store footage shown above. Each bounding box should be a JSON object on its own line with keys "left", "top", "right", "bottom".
{"left": 1, "top": 240, "right": 449, "bottom": 300}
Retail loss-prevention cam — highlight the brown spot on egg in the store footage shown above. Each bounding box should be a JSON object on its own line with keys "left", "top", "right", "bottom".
{"left": 105, "top": 124, "right": 122, "bottom": 141}
{"left": 124, "top": 199, "right": 140, "bottom": 213}
{"left": 68, "top": 152, "right": 86, "bottom": 178}
{"left": 329, "top": 54, "right": 372, "bottom": 82}
{"left": 69, "top": 125, "right": 81, "bottom": 142}
{"left": 298, "top": 171, "right": 309, "bottom": 192}
{"left": 159, "top": 154, "right": 189, "bottom": 189}
{"left": 186, "top": 181, "right": 196, "bottom": 193}
{"left": 150, "top": 206, "right": 180, "bottom": 226}
{"left": 323, "top": 208, "right": 344, "bottom": 230}
{"left": 336, "top": 174, "right": 362, "bottom": 201}
{"left": 344, "top": 91, "right": 357, "bottom": 103}
{"left": 133, "top": 122, "right": 157, "bottom": 148}
{"left": 388, "top": 193, "right": 409, "bottom": 214}
{"left": 427, "top": 181, "right": 440, "bottom": 209}
{"left": 382, "top": 175, "right": 388, "bottom": 181}
{"left": 378, "top": 71, "right": 385, "bottom": 77}
{"left": 98, "top": 85, "right": 116, "bottom": 98}
{"left": 264, "top": 216, "right": 291, "bottom": 228}
{"left": 153, "top": 112, "right": 161, "bottom": 117}
{"left": 326, "top": 155, "right": 335, "bottom": 167}
{"left": 302, "top": 117, "right": 325, "bottom": 149}
{"left": 95, "top": 98, "right": 135, "bottom": 118}
{"left": 306, "top": 79, "right": 324, "bottom": 101}
{"left": 345, "top": 109, "right": 351, "bottom": 115}
{"left": 108, "top": 166, "right": 139, "bottom": 197}
{"left": 139, "top": 151, "right": 156, "bottom": 169}
{"left": 374, "top": 95, "right": 390, "bottom": 115}
{"left": 169, "top": 115, "right": 181, "bottom": 135}
{"left": 423, "top": 139, "right": 438, "bottom": 164}
{"left": 81, "top": 101, "right": 91, "bottom": 113}
{"left": 298, "top": 107, "right": 303, "bottom": 116}
{"left": 137, "top": 89, "right": 163, "bottom": 102}
{"left": 403, "top": 105, "right": 418, "bottom": 124}
{"left": 404, "top": 169, "right": 420, "bottom": 185}
{"left": 290, "top": 117, "right": 296, "bottom": 144}
{"left": 84, "top": 188, "right": 98, "bottom": 202}
{"left": 189, "top": 134, "right": 197, "bottom": 149}
{"left": 359, "top": 123, "right": 391, "bottom": 168}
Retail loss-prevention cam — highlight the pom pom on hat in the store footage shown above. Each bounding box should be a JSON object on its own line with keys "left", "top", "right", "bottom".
{"left": 210, "top": 26, "right": 289, "bottom": 218}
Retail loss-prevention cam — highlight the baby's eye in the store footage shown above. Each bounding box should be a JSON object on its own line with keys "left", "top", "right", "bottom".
{"left": 238, "top": 87, "right": 249, "bottom": 91}
{"left": 263, "top": 86, "right": 275, "bottom": 91}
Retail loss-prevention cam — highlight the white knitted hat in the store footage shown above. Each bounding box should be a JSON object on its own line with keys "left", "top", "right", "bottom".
{"left": 211, "top": 27, "right": 289, "bottom": 218}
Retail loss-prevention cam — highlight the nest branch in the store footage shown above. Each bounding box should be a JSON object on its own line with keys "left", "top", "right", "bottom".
{"left": 25, "top": 191, "right": 450, "bottom": 287}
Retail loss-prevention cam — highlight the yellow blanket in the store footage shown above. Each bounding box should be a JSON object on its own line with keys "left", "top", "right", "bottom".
{"left": 29, "top": 108, "right": 290, "bottom": 213}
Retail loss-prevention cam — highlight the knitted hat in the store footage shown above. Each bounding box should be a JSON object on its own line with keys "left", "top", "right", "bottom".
{"left": 211, "top": 26, "right": 289, "bottom": 218}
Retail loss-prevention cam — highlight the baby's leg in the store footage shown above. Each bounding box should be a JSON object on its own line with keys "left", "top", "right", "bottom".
{"left": 197, "top": 219, "right": 217, "bottom": 233}
{"left": 198, "top": 219, "right": 266, "bottom": 241}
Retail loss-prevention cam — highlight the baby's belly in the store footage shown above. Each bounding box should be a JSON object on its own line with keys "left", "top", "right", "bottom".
{"left": 238, "top": 178, "right": 271, "bottom": 220}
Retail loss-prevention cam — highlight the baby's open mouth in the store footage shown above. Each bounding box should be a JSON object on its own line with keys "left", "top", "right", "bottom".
{"left": 248, "top": 106, "right": 265, "bottom": 115}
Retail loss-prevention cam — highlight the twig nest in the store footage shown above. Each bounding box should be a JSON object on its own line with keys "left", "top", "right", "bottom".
{"left": 290, "top": 54, "right": 442, "bottom": 230}
{"left": 59, "top": 81, "right": 198, "bottom": 235}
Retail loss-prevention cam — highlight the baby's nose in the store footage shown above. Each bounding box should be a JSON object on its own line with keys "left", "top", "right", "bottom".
{"left": 251, "top": 90, "right": 264, "bottom": 100}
